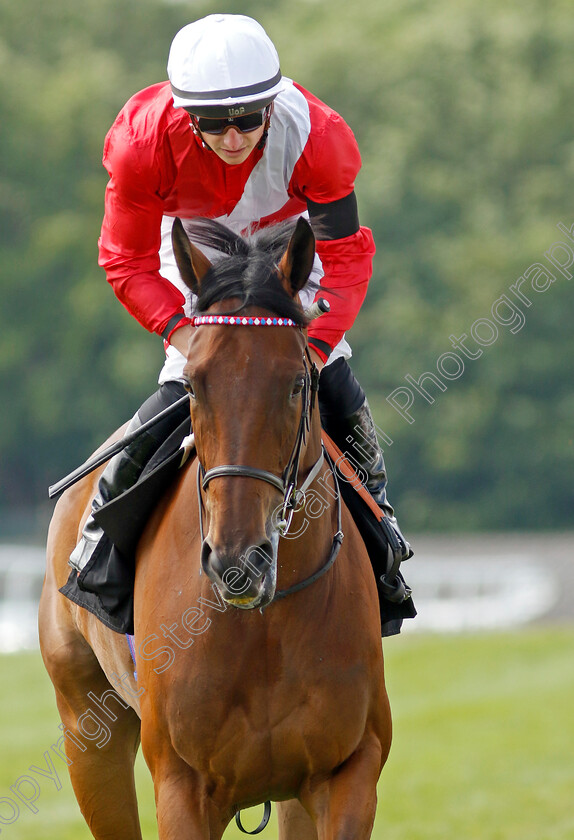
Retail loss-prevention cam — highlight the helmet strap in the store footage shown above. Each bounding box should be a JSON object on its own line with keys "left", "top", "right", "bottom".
{"left": 188, "top": 117, "right": 213, "bottom": 151}
{"left": 256, "top": 103, "right": 274, "bottom": 150}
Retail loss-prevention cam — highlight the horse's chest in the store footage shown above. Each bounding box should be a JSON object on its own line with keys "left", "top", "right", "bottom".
{"left": 159, "top": 642, "right": 370, "bottom": 793}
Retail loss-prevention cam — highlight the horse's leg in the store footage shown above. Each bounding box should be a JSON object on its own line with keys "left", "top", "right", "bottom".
{"left": 41, "top": 490, "right": 144, "bottom": 839}
{"left": 142, "top": 734, "right": 227, "bottom": 840}
{"left": 42, "top": 631, "right": 143, "bottom": 839}
{"left": 277, "top": 800, "right": 318, "bottom": 840}
{"left": 301, "top": 733, "right": 386, "bottom": 840}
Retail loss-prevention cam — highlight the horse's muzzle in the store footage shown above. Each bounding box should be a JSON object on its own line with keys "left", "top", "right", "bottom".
{"left": 201, "top": 536, "right": 278, "bottom": 609}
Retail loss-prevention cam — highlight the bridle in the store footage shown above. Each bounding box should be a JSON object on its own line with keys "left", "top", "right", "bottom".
{"left": 201, "top": 346, "right": 320, "bottom": 531}
{"left": 192, "top": 316, "right": 344, "bottom": 600}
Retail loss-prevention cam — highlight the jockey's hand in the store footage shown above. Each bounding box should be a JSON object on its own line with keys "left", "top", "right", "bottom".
{"left": 169, "top": 324, "right": 194, "bottom": 357}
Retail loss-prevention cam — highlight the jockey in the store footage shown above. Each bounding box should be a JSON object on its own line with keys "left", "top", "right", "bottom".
{"left": 70, "top": 13, "right": 411, "bottom": 588}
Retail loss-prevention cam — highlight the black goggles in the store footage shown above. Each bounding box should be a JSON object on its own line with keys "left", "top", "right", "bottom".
{"left": 187, "top": 107, "right": 268, "bottom": 135}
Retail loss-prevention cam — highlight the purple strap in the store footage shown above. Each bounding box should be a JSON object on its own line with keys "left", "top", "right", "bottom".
{"left": 126, "top": 633, "right": 137, "bottom": 681}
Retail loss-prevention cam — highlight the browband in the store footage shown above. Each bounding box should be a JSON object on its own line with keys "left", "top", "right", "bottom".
{"left": 191, "top": 314, "right": 300, "bottom": 328}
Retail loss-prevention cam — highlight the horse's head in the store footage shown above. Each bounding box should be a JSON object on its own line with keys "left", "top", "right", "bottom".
{"left": 172, "top": 216, "right": 318, "bottom": 609}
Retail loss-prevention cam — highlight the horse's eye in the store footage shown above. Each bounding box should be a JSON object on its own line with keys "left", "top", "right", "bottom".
{"left": 291, "top": 376, "right": 305, "bottom": 398}
{"left": 184, "top": 379, "right": 196, "bottom": 399}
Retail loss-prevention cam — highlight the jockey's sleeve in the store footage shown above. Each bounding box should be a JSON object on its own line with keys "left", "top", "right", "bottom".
{"left": 309, "top": 217, "right": 376, "bottom": 363}
{"left": 98, "top": 114, "right": 188, "bottom": 337}
{"left": 289, "top": 101, "right": 376, "bottom": 362}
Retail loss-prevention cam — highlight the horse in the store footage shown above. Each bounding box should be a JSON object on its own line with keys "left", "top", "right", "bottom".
{"left": 39, "top": 216, "right": 392, "bottom": 839}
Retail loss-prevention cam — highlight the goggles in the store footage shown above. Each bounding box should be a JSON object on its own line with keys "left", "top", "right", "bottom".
{"left": 186, "top": 106, "right": 269, "bottom": 135}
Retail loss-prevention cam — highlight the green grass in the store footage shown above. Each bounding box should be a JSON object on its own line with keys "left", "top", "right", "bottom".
{"left": 1, "top": 627, "right": 573, "bottom": 839}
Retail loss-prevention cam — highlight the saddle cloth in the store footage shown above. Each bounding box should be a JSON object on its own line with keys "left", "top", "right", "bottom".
{"left": 60, "top": 419, "right": 415, "bottom": 636}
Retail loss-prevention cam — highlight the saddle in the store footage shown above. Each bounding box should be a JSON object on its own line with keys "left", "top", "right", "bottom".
{"left": 60, "top": 419, "right": 415, "bottom": 636}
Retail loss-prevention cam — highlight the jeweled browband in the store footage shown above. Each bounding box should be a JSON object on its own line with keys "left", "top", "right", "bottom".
{"left": 191, "top": 314, "right": 299, "bottom": 328}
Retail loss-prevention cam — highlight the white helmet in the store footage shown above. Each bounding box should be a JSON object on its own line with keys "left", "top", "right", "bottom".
{"left": 168, "top": 14, "right": 285, "bottom": 116}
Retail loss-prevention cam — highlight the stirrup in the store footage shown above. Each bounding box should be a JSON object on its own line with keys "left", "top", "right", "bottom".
{"left": 377, "top": 517, "right": 412, "bottom": 603}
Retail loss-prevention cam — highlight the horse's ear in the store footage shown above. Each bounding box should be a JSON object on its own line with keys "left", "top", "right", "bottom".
{"left": 278, "top": 217, "right": 316, "bottom": 298}
{"left": 171, "top": 218, "right": 212, "bottom": 296}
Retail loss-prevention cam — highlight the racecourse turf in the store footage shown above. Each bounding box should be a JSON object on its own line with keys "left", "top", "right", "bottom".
{"left": 0, "top": 626, "right": 572, "bottom": 839}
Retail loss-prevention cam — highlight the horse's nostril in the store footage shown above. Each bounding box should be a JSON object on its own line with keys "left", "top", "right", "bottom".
{"left": 201, "top": 538, "right": 275, "bottom": 597}
{"left": 201, "top": 538, "right": 214, "bottom": 575}
{"left": 245, "top": 541, "right": 274, "bottom": 581}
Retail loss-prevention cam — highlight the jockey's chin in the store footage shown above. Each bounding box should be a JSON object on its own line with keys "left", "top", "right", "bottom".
{"left": 203, "top": 125, "right": 265, "bottom": 165}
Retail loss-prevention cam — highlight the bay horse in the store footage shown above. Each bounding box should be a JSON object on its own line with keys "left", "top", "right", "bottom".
{"left": 39, "top": 217, "right": 392, "bottom": 839}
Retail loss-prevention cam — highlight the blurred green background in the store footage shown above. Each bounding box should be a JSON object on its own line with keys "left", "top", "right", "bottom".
{"left": 1, "top": 629, "right": 573, "bottom": 838}
{"left": 2, "top": 0, "right": 573, "bottom": 537}
{"left": 0, "top": 627, "right": 574, "bottom": 840}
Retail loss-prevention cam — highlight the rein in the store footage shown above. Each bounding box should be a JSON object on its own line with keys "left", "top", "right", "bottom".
{"left": 273, "top": 446, "right": 343, "bottom": 601}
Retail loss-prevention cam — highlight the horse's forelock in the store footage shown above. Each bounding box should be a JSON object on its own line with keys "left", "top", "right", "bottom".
{"left": 184, "top": 219, "right": 309, "bottom": 325}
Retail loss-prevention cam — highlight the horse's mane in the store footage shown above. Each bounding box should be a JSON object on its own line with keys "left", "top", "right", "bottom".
{"left": 183, "top": 218, "right": 313, "bottom": 326}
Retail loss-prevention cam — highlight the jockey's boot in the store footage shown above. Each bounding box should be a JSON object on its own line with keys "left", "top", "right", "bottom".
{"left": 69, "top": 381, "right": 189, "bottom": 572}
{"left": 68, "top": 414, "right": 160, "bottom": 572}
{"left": 319, "top": 359, "right": 412, "bottom": 601}
{"left": 340, "top": 397, "right": 412, "bottom": 558}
